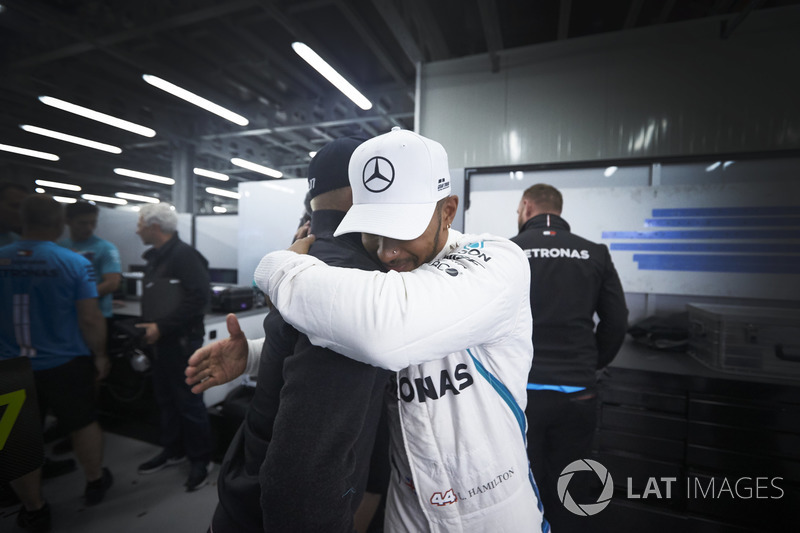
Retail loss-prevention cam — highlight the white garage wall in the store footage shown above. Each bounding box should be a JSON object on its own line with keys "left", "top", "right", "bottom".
{"left": 92, "top": 206, "right": 191, "bottom": 271}
{"left": 418, "top": 6, "right": 800, "bottom": 167}
{"left": 237, "top": 179, "right": 309, "bottom": 286}
{"left": 196, "top": 214, "right": 238, "bottom": 271}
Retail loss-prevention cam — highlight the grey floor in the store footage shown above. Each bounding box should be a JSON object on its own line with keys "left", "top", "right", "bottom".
{"left": 1, "top": 433, "right": 219, "bottom": 533}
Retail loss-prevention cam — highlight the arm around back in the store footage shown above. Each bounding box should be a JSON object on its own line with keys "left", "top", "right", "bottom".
{"left": 256, "top": 235, "right": 530, "bottom": 371}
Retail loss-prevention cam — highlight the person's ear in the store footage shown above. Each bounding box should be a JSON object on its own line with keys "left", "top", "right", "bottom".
{"left": 522, "top": 199, "right": 537, "bottom": 220}
{"left": 442, "top": 195, "right": 459, "bottom": 228}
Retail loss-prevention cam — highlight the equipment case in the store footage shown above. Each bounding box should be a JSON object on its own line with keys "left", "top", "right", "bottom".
{"left": 210, "top": 284, "right": 254, "bottom": 313}
{"left": 687, "top": 303, "right": 800, "bottom": 380}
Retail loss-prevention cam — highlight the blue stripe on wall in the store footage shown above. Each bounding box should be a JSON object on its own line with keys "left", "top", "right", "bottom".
{"left": 603, "top": 230, "right": 800, "bottom": 239}
{"left": 610, "top": 243, "right": 800, "bottom": 253}
{"left": 652, "top": 206, "right": 800, "bottom": 217}
{"left": 633, "top": 254, "right": 800, "bottom": 273}
{"left": 644, "top": 217, "right": 800, "bottom": 228}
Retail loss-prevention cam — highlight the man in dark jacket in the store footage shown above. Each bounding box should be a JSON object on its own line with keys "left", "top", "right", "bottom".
{"left": 511, "top": 183, "right": 628, "bottom": 532}
{"left": 208, "top": 137, "right": 390, "bottom": 533}
{"left": 134, "top": 203, "right": 213, "bottom": 491}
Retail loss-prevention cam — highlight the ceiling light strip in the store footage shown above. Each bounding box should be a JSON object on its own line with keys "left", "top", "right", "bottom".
{"left": 142, "top": 74, "right": 249, "bottom": 126}
{"left": 230, "top": 157, "right": 282, "bottom": 178}
{"left": 0, "top": 142, "right": 59, "bottom": 161}
{"left": 291, "top": 42, "right": 372, "bottom": 111}
{"left": 34, "top": 179, "right": 81, "bottom": 191}
{"left": 113, "top": 168, "right": 175, "bottom": 185}
{"left": 193, "top": 167, "right": 230, "bottom": 181}
{"left": 53, "top": 196, "right": 78, "bottom": 204}
{"left": 115, "top": 192, "right": 160, "bottom": 204}
{"left": 38, "top": 96, "right": 156, "bottom": 138}
{"left": 206, "top": 186, "right": 240, "bottom": 200}
{"left": 21, "top": 125, "right": 122, "bottom": 154}
{"left": 82, "top": 194, "right": 127, "bottom": 205}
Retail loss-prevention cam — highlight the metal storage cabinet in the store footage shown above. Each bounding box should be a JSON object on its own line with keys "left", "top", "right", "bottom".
{"left": 588, "top": 342, "right": 800, "bottom": 533}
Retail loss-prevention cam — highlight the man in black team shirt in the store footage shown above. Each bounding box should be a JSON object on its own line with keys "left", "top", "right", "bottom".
{"left": 511, "top": 183, "right": 628, "bottom": 533}
{"left": 207, "top": 137, "right": 390, "bottom": 533}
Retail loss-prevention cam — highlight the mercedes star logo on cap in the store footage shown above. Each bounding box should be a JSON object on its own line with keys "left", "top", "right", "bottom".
{"left": 363, "top": 156, "right": 395, "bottom": 193}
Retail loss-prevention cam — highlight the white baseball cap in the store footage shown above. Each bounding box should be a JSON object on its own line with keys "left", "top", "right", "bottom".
{"left": 334, "top": 127, "right": 451, "bottom": 240}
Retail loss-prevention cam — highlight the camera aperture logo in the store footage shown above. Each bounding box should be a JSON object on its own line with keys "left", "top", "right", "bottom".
{"left": 557, "top": 459, "right": 614, "bottom": 516}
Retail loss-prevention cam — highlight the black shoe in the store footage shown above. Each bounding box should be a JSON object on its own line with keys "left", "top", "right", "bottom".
{"left": 137, "top": 451, "right": 187, "bottom": 474}
{"left": 84, "top": 468, "right": 113, "bottom": 505}
{"left": 41, "top": 457, "right": 76, "bottom": 479}
{"left": 184, "top": 462, "right": 212, "bottom": 492}
{"left": 17, "top": 502, "right": 51, "bottom": 533}
{"left": 0, "top": 482, "right": 20, "bottom": 508}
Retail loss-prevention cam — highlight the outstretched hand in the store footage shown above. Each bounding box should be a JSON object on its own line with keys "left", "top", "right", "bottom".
{"left": 288, "top": 234, "right": 315, "bottom": 255}
{"left": 185, "top": 313, "right": 249, "bottom": 394}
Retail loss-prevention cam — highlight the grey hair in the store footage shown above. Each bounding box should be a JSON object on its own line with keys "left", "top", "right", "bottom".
{"left": 139, "top": 203, "right": 178, "bottom": 233}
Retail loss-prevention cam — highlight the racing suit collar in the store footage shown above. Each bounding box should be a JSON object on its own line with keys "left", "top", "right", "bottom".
{"left": 519, "top": 213, "right": 570, "bottom": 233}
{"left": 431, "top": 228, "right": 463, "bottom": 263}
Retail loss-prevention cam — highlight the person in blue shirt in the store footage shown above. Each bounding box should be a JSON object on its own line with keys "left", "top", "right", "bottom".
{"left": 0, "top": 195, "right": 113, "bottom": 532}
{"left": 59, "top": 201, "right": 122, "bottom": 319}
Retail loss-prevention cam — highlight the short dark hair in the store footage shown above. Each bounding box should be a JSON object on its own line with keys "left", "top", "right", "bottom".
{"left": 0, "top": 182, "right": 28, "bottom": 200}
{"left": 21, "top": 195, "right": 64, "bottom": 231}
{"left": 522, "top": 184, "right": 563, "bottom": 213}
{"left": 65, "top": 200, "right": 99, "bottom": 219}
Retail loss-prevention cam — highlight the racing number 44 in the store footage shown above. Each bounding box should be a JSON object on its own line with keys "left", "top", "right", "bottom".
{"left": 430, "top": 489, "right": 458, "bottom": 506}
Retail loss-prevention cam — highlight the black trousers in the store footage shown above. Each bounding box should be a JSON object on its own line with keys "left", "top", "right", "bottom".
{"left": 151, "top": 336, "right": 211, "bottom": 464}
{"left": 526, "top": 388, "right": 598, "bottom": 533}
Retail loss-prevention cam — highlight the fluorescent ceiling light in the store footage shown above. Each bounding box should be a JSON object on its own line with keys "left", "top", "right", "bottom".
{"left": 142, "top": 74, "right": 249, "bottom": 126}
{"left": 114, "top": 168, "right": 175, "bottom": 185}
{"left": 35, "top": 188, "right": 45, "bottom": 193}
{"left": 34, "top": 179, "right": 81, "bottom": 191}
{"left": 723, "top": 160, "right": 735, "bottom": 169}
{"left": 0, "top": 142, "right": 59, "bottom": 161}
{"left": 291, "top": 42, "right": 372, "bottom": 111}
{"left": 115, "top": 192, "right": 160, "bottom": 204}
{"left": 206, "top": 186, "right": 240, "bottom": 200}
{"left": 82, "top": 194, "right": 127, "bottom": 205}
{"left": 213, "top": 206, "right": 228, "bottom": 213}
{"left": 604, "top": 166, "right": 618, "bottom": 177}
{"left": 193, "top": 167, "right": 230, "bottom": 181}
{"left": 705, "top": 161, "right": 721, "bottom": 172}
{"left": 21, "top": 125, "right": 122, "bottom": 154}
{"left": 53, "top": 196, "right": 77, "bottom": 204}
{"left": 38, "top": 96, "right": 156, "bottom": 138}
{"left": 231, "top": 157, "right": 282, "bottom": 178}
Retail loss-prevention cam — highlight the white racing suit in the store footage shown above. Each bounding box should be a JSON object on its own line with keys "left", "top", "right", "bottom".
{"left": 255, "top": 230, "right": 548, "bottom": 533}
